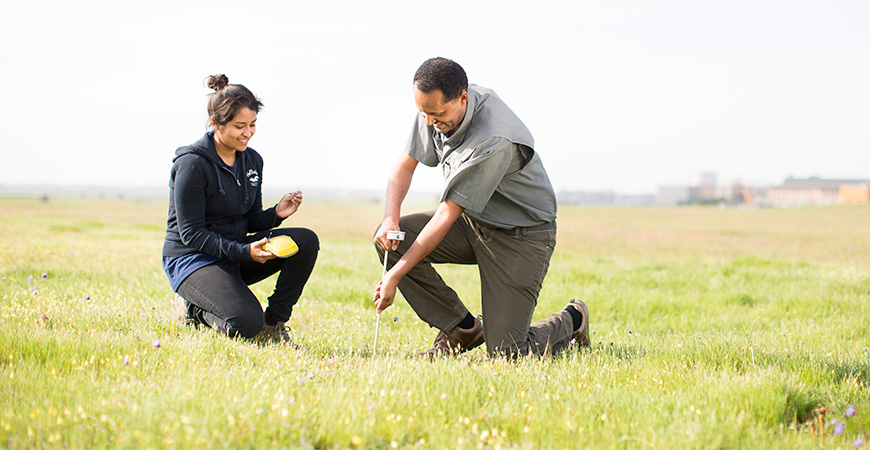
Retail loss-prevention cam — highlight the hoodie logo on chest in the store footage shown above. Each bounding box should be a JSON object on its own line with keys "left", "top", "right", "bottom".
{"left": 247, "top": 169, "right": 260, "bottom": 187}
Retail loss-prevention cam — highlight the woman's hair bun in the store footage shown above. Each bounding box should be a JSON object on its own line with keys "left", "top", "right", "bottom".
{"left": 207, "top": 74, "right": 229, "bottom": 91}
{"left": 204, "top": 74, "right": 263, "bottom": 127}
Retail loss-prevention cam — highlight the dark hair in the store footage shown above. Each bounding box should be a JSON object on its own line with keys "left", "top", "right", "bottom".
{"left": 205, "top": 74, "right": 264, "bottom": 127}
{"left": 413, "top": 57, "right": 468, "bottom": 102}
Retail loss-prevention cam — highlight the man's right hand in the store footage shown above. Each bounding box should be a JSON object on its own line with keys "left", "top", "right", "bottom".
{"left": 374, "top": 220, "right": 402, "bottom": 251}
{"left": 375, "top": 154, "right": 417, "bottom": 252}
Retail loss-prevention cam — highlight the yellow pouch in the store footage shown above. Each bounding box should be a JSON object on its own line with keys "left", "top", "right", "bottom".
{"left": 263, "top": 235, "right": 299, "bottom": 258}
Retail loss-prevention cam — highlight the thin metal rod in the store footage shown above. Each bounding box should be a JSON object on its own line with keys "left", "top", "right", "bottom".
{"left": 382, "top": 248, "right": 389, "bottom": 277}
{"left": 373, "top": 314, "right": 381, "bottom": 354}
{"left": 374, "top": 248, "right": 389, "bottom": 354}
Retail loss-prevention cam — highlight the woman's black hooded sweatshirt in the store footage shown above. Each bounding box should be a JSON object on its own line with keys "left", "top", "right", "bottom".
{"left": 162, "top": 131, "right": 282, "bottom": 262}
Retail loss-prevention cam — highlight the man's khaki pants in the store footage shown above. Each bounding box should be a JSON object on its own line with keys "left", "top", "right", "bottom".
{"left": 379, "top": 211, "right": 574, "bottom": 357}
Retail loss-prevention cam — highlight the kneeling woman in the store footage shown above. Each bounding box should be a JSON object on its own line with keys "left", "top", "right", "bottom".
{"left": 162, "top": 74, "right": 318, "bottom": 343}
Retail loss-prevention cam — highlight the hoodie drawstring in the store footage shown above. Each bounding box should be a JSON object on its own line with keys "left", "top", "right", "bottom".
{"left": 214, "top": 165, "right": 226, "bottom": 195}
{"left": 241, "top": 154, "right": 249, "bottom": 203}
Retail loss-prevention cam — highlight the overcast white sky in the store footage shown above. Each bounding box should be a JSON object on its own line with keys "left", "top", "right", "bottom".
{"left": 2, "top": 0, "right": 868, "bottom": 195}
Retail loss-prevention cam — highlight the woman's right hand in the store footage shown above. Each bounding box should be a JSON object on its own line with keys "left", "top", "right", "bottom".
{"left": 249, "top": 237, "right": 276, "bottom": 263}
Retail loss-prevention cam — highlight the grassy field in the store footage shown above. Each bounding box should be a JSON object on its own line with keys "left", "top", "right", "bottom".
{"left": 1, "top": 197, "right": 868, "bottom": 449}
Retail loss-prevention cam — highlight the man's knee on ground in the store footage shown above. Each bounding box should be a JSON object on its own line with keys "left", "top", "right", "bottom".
{"left": 487, "top": 342, "right": 522, "bottom": 359}
{"left": 485, "top": 333, "right": 546, "bottom": 359}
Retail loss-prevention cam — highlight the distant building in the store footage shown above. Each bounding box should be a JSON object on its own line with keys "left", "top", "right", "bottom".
{"left": 657, "top": 172, "right": 721, "bottom": 206}
{"left": 694, "top": 172, "right": 717, "bottom": 188}
{"left": 657, "top": 185, "right": 690, "bottom": 206}
{"left": 764, "top": 177, "right": 870, "bottom": 207}
{"left": 730, "top": 182, "right": 766, "bottom": 205}
{"left": 557, "top": 190, "right": 655, "bottom": 206}
{"left": 557, "top": 190, "right": 616, "bottom": 205}
{"left": 614, "top": 194, "right": 656, "bottom": 207}
{"left": 841, "top": 184, "right": 870, "bottom": 205}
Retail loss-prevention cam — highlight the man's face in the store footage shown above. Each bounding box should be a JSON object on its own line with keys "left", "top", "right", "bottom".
{"left": 413, "top": 88, "right": 468, "bottom": 135}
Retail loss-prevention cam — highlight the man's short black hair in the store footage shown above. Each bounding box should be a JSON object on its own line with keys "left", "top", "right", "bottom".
{"left": 413, "top": 57, "right": 468, "bottom": 102}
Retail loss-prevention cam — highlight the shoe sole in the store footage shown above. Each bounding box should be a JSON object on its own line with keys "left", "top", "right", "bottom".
{"left": 173, "top": 294, "right": 196, "bottom": 326}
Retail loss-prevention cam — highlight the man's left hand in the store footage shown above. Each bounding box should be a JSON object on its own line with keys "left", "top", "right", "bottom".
{"left": 373, "top": 275, "right": 398, "bottom": 314}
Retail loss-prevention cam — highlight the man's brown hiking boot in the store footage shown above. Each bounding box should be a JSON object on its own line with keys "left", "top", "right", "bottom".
{"left": 420, "top": 315, "right": 484, "bottom": 357}
{"left": 567, "top": 299, "right": 590, "bottom": 348}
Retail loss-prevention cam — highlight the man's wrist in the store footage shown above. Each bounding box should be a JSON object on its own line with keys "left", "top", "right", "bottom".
{"left": 385, "top": 265, "right": 404, "bottom": 285}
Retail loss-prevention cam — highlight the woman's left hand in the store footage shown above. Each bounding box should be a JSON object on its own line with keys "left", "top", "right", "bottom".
{"left": 276, "top": 190, "right": 303, "bottom": 219}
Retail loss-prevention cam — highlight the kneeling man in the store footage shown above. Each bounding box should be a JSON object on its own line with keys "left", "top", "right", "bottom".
{"left": 373, "top": 57, "right": 590, "bottom": 358}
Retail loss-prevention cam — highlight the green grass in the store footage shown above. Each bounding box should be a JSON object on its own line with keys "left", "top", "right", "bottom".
{"left": 1, "top": 198, "right": 868, "bottom": 449}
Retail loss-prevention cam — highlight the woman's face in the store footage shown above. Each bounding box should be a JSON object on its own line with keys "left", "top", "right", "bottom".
{"left": 213, "top": 107, "right": 257, "bottom": 153}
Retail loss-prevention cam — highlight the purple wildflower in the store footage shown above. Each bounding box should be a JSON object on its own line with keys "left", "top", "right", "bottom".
{"left": 570, "top": 338, "right": 577, "bottom": 345}
{"left": 123, "top": 357, "right": 130, "bottom": 365}
{"left": 27, "top": 275, "right": 32, "bottom": 281}
{"left": 393, "top": 316, "right": 398, "bottom": 322}
{"left": 85, "top": 296, "right": 90, "bottom": 300}
{"left": 1, "top": 277, "right": 6, "bottom": 281}
{"left": 853, "top": 436, "right": 864, "bottom": 447}
{"left": 835, "top": 422, "right": 845, "bottom": 435}
{"left": 41, "top": 273, "right": 47, "bottom": 278}
{"left": 846, "top": 406, "right": 856, "bottom": 417}
{"left": 440, "top": 393, "right": 447, "bottom": 400}
{"left": 152, "top": 340, "right": 161, "bottom": 348}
